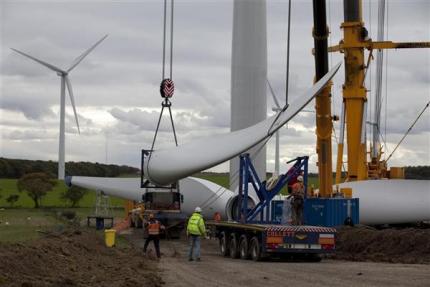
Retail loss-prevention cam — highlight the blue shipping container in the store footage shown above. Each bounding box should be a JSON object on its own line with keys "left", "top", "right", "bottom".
{"left": 271, "top": 200, "right": 284, "bottom": 224}
{"left": 304, "top": 198, "right": 360, "bottom": 227}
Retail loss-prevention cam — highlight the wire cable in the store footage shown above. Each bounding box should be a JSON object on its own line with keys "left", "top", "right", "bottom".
{"left": 383, "top": 0, "right": 389, "bottom": 159}
{"left": 285, "top": 0, "right": 291, "bottom": 105}
{"left": 386, "top": 101, "right": 430, "bottom": 163}
{"left": 162, "top": 0, "right": 167, "bottom": 80}
{"left": 170, "top": 0, "right": 174, "bottom": 79}
{"left": 368, "top": 0, "right": 373, "bottom": 143}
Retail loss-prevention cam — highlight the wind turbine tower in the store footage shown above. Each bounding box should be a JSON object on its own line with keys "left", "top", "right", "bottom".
{"left": 12, "top": 35, "right": 108, "bottom": 180}
{"left": 230, "top": 0, "right": 267, "bottom": 191}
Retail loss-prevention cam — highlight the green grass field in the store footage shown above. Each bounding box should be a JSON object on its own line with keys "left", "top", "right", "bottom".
{"left": 0, "top": 208, "right": 57, "bottom": 242}
{"left": 0, "top": 178, "right": 127, "bottom": 243}
{"left": 0, "top": 208, "right": 126, "bottom": 243}
{"left": 0, "top": 179, "right": 125, "bottom": 208}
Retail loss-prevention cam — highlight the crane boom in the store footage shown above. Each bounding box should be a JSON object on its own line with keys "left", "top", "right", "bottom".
{"left": 312, "top": 0, "right": 333, "bottom": 197}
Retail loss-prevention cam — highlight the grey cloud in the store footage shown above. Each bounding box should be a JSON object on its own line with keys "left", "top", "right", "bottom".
{"left": 1, "top": 0, "right": 429, "bottom": 170}
{"left": 108, "top": 106, "right": 228, "bottom": 134}
{"left": 1, "top": 95, "right": 55, "bottom": 120}
{"left": 4, "top": 129, "right": 56, "bottom": 141}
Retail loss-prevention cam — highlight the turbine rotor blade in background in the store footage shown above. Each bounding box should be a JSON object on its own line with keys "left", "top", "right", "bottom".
{"left": 11, "top": 48, "right": 65, "bottom": 74}
{"left": 267, "top": 78, "right": 281, "bottom": 109}
{"left": 67, "top": 34, "right": 108, "bottom": 73}
{"left": 65, "top": 75, "right": 81, "bottom": 134}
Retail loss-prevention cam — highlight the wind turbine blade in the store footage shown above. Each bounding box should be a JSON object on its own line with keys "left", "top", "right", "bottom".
{"left": 11, "top": 48, "right": 65, "bottom": 74}
{"left": 145, "top": 62, "right": 342, "bottom": 186}
{"left": 267, "top": 78, "right": 281, "bottom": 109}
{"left": 67, "top": 34, "right": 108, "bottom": 72}
{"left": 65, "top": 75, "right": 80, "bottom": 134}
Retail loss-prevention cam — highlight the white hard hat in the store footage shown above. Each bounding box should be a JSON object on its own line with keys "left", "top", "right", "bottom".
{"left": 195, "top": 207, "right": 202, "bottom": 213}
{"left": 297, "top": 175, "right": 304, "bottom": 182}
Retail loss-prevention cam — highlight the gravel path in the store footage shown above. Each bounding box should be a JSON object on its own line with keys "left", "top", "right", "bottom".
{"left": 128, "top": 230, "right": 430, "bottom": 287}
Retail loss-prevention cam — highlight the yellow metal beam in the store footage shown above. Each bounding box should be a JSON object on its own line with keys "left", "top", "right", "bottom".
{"left": 341, "top": 8, "right": 368, "bottom": 181}
{"left": 315, "top": 82, "right": 334, "bottom": 196}
{"left": 328, "top": 41, "right": 430, "bottom": 53}
{"left": 335, "top": 142, "right": 344, "bottom": 184}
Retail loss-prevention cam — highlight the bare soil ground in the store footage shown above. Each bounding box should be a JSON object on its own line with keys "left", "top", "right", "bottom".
{"left": 0, "top": 228, "right": 163, "bottom": 287}
{"left": 126, "top": 229, "right": 430, "bottom": 287}
{"left": 333, "top": 226, "right": 430, "bottom": 264}
{"left": 1, "top": 226, "right": 429, "bottom": 287}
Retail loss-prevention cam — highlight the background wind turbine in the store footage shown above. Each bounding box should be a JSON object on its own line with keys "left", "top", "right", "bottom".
{"left": 267, "top": 79, "right": 283, "bottom": 176}
{"left": 11, "top": 35, "right": 108, "bottom": 180}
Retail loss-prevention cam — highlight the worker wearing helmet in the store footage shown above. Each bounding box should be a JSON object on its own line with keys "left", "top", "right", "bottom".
{"left": 143, "top": 212, "right": 165, "bottom": 259}
{"left": 291, "top": 175, "right": 305, "bottom": 225}
{"left": 186, "top": 207, "right": 206, "bottom": 261}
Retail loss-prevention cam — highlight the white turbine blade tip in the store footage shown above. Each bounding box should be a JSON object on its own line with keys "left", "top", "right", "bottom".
{"left": 67, "top": 34, "right": 108, "bottom": 72}
{"left": 64, "top": 76, "right": 80, "bottom": 133}
{"left": 11, "top": 48, "right": 65, "bottom": 74}
{"left": 267, "top": 78, "right": 281, "bottom": 109}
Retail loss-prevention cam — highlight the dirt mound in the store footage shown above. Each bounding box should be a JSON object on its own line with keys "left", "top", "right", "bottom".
{"left": 0, "top": 229, "right": 163, "bottom": 287}
{"left": 333, "top": 226, "right": 430, "bottom": 264}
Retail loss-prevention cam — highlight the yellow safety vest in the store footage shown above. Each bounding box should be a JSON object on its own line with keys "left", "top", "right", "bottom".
{"left": 187, "top": 213, "right": 205, "bottom": 236}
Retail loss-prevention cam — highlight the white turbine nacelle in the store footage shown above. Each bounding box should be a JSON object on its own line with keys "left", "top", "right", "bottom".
{"left": 11, "top": 35, "right": 108, "bottom": 180}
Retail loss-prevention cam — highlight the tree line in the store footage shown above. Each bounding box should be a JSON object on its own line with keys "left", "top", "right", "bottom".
{"left": 0, "top": 157, "right": 139, "bottom": 179}
{"left": 404, "top": 166, "right": 430, "bottom": 180}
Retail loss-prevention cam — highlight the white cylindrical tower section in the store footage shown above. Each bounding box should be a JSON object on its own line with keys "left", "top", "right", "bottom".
{"left": 230, "top": 0, "right": 267, "bottom": 192}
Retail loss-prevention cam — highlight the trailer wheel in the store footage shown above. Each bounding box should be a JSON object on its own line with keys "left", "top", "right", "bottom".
{"left": 239, "top": 235, "right": 249, "bottom": 260}
{"left": 250, "top": 237, "right": 261, "bottom": 261}
{"left": 229, "top": 233, "right": 240, "bottom": 259}
{"left": 307, "top": 254, "right": 322, "bottom": 262}
{"left": 219, "top": 231, "right": 230, "bottom": 257}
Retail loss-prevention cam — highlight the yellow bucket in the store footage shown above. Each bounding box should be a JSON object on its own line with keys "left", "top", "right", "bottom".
{"left": 104, "top": 229, "right": 116, "bottom": 247}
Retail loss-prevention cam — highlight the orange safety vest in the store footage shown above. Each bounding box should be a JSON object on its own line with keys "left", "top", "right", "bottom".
{"left": 148, "top": 220, "right": 161, "bottom": 235}
{"left": 292, "top": 182, "right": 304, "bottom": 194}
{"left": 214, "top": 212, "right": 222, "bottom": 222}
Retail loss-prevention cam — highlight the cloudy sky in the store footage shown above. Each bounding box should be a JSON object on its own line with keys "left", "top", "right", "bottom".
{"left": 0, "top": 0, "right": 429, "bottom": 174}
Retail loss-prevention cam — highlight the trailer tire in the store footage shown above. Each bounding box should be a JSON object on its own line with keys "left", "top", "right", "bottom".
{"left": 307, "top": 254, "right": 322, "bottom": 262}
{"left": 229, "top": 233, "right": 240, "bottom": 259}
{"left": 250, "top": 237, "right": 262, "bottom": 261}
{"left": 239, "top": 235, "right": 249, "bottom": 260}
{"left": 219, "top": 231, "right": 230, "bottom": 257}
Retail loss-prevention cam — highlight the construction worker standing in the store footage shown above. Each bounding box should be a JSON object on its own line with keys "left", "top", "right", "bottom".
{"left": 143, "top": 213, "right": 165, "bottom": 259}
{"left": 291, "top": 175, "right": 305, "bottom": 225}
{"left": 187, "top": 207, "right": 206, "bottom": 261}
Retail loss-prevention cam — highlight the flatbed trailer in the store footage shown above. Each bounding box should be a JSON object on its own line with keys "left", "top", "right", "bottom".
{"left": 207, "top": 220, "right": 336, "bottom": 261}
{"left": 208, "top": 154, "right": 338, "bottom": 261}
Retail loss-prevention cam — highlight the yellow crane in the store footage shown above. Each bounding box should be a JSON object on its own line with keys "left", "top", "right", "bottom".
{"left": 315, "top": 0, "right": 429, "bottom": 186}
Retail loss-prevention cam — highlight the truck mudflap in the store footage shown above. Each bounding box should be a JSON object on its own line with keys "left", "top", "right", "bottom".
{"left": 264, "top": 225, "right": 336, "bottom": 254}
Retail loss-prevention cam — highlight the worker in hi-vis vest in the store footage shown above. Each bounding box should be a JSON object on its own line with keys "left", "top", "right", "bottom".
{"left": 187, "top": 207, "right": 206, "bottom": 261}
{"left": 143, "top": 212, "right": 165, "bottom": 259}
{"left": 291, "top": 175, "right": 305, "bottom": 225}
